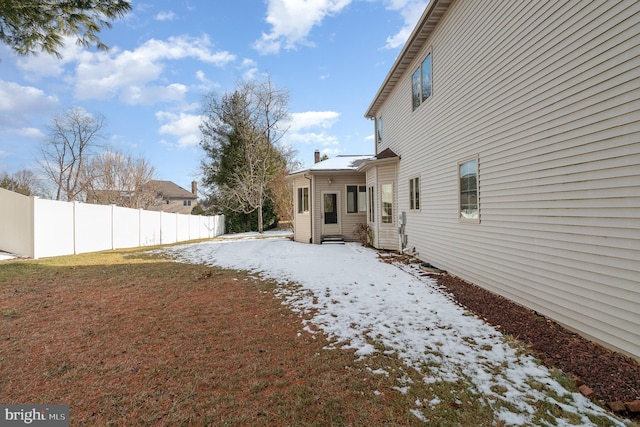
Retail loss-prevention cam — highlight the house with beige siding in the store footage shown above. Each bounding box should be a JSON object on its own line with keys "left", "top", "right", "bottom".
{"left": 289, "top": 152, "right": 371, "bottom": 244}
{"left": 361, "top": 0, "right": 640, "bottom": 359}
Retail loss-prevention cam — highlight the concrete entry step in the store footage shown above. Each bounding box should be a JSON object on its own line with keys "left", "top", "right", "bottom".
{"left": 321, "top": 235, "right": 345, "bottom": 244}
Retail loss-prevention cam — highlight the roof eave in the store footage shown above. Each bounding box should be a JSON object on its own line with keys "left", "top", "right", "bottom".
{"left": 364, "top": 0, "right": 453, "bottom": 119}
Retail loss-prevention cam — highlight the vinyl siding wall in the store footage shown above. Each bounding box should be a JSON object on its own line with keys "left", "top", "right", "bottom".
{"left": 376, "top": 0, "right": 640, "bottom": 358}
{"left": 367, "top": 164, "right": 399, "bottom": 250}
{"left": 291, "top": 175, "right": 312, "bottom": 244}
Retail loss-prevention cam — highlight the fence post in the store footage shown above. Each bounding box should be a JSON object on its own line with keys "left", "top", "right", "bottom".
{"left": 73, "top": 201, "right": 79, "bottom": 255}
{"left": 30, "top": 196, "right": 38, "bottom": 259}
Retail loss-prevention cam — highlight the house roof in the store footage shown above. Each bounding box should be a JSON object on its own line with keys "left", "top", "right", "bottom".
{"left": 356, "top": 148, "right": 400, "bottom": 172}
{"left": 375, "top": 148, "right": 399, "bottom": 159}
{"left": 150, "top": 180, "right": 196, "bottom": 199}
{"left": 364, "top": 0, "right": 453, "bottom": 119}
{"left": 289, "top": 155, "right": 373, "bottom": 175}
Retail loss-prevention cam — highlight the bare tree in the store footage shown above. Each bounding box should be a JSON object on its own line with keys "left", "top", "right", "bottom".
{"left": 39, "top": 107, "right": 105, "bottom": 201}
{"left": 201, "top": 77, "right": 292, "bottom": 233}
{"left": 85, "top": 150, "right": 157, "bottom": 209}
{"left": 0, "top": 169, "right": 48, "bottom": 196}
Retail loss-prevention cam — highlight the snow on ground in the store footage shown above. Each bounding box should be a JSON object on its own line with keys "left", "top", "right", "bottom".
{"left": 160, "top": 235, "right": 628, "bottom": 426}
{"left": 0, "top": 251, "right": 17, "bottom": 261}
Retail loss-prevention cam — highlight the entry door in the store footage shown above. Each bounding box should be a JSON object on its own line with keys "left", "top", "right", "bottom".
{"left": 322, "top": 192, "right": 340, "bottom": 235}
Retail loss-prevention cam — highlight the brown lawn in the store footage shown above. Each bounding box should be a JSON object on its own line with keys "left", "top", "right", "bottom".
{"left": 0, "top": 250, "right": 414, "bottom": 426}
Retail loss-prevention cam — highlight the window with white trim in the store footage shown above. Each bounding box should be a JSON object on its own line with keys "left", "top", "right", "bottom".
{"left": 409, "top": 177, "right": 420, "bottom": 210}
{"left": 381, "top": 183, "right": 393, "bottom": 224}
{"left": 459, "top": 158, "right": 479, "bottom": 221}
{"left": 412, "top": 53, "right": 432, "bottom": 111}
{"left": 297, "top": 187, "right": 309, "bottom": 213}
{"left": 347, "top": 185, "right": 366, "bottom": 213}
{"left": 368, "top": 186, "right": 375, "bottom": 222}
{"left": 376, "top": 117, "right": 382, "bottom": 146}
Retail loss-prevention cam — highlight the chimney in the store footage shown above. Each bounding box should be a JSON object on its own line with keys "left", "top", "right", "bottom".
{"left": 314, "top": 150, "right": 320, "bottom": 163}
{"left": 191, "top": 180, "right": 197, "bottom": 197}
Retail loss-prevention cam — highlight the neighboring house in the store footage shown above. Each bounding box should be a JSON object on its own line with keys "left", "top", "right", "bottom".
{"left": 148, "top": 180, "right": 198, "bottom": 214}
{"left": 359, "top": 0, "right": 640, "bottom": 359}
{"left": 289, "top": 151, "right": 371, "bottom": 243}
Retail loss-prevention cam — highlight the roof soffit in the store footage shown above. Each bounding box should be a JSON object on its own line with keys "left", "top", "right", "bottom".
{"left": 365, "top": 0, "right": 453, "bottom": 118}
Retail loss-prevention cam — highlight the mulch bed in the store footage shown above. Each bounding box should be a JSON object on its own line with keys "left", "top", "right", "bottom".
{"left": 435, "top": 272, "right": 640, "bottom": 417}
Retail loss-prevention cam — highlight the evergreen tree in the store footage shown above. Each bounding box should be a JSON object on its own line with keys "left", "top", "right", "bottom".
{"left": 0, "top": 0, "right": 131, "bottom": 58}
{"left": 200, "top": 78, "right": 291, "bottom": 233}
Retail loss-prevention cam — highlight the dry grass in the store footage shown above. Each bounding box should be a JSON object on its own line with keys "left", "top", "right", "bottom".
{"left": 0, "top": 248, "right": 417, "bottom": 426}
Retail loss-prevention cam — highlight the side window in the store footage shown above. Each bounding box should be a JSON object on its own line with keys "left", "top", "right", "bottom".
{"left": 347, "top": 185, "right": 367, "bottom": 213}
{"left": 412, "top": 68, "right": 421, "bottom": 111}
{"left": 368, "top": 186, "right": 375, "bottom": 222}
{"left": 412, "top": 53, "right": 432, "bottom": 110}
{"left": 358, "top": 186, "right": 366, "bottom": 213}
{"left": 421, "top": 54, "right": 432, "bottom": 102}
{"left": 459, "top": 158, "right": 479, "bottom": 222}
{"left": 297, "top": 187, "right": 309, "bottom": 213}
{"left": 381, "top": 183, "right": 393, "bottom": 224}
{"left": 409, "top": 177, "right": 420, "bottom": 210}
{"left": 376, "top": 117, "right": 382, "bottom": 146}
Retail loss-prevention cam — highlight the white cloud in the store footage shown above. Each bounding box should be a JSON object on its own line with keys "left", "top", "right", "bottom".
{"left": 120, "top": 83, "right": 188, "bottom": 105}
{"left": 156, "top": 111, "right": 203, "bottom": 148}
{"left": 289, "top": 111, "right": 340, "bottom": 131}
{"left": 14, "top": 127, "right": 46, "bottom": 139}
{"left": 384, "top": 0, "right": 429, "bottom": 49}
{"left": 16, "top": 35, "right": 86, "bottom": 77}
{"left": 254, "top": 0, "right": 353, "bottom": 54}
{"left": 284, "top": 111, "right": 341, "bottom": 148}
{"left": 155, "top": 11, "right": 176, "bottom": 21}
{"left": 69, "top": 35, "right": 235, "bottom": 104}
{"left": 0, "top": 81, "right": 58, "bottom": 114}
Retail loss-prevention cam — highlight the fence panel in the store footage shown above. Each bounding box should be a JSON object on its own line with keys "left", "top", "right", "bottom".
{"left": 160, "top": 212, "right": 177, "bottom": 245}
{"left": 140, "top": 210, "right": 161, "bottom": 247}
{"left": 189, "top": 215, "right": 201, "bottom": 240}
{"left": 74, "top": 202, "right": 113, "bottom": 254}
{"left": 0, "top": 188, "right": 33, "bottom": 258}
{"left": 33, "top": 198, "right": 75, "bottom": 259}
{"left": 113, "top": 206, "right": 140, "bottom": 249}
{"left": 176, "top": 214, "right": 190, "bottom": 242}
{"left": 1, "top": 190, "right": 224, "bottom": 258}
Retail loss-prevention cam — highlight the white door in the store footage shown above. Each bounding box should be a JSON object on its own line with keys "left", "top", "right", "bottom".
{"left": 321, "top": 192, "right": 341, "bottom": 236}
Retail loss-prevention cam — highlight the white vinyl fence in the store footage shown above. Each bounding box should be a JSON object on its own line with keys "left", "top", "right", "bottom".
{"left": 0, "top": 188, "right": 224, "bottom": 259}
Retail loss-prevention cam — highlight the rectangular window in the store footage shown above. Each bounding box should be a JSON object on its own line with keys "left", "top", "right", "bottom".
{"left": 358, "top": 186, "right": 366, "bottom": 212}
{"left": 368, "top": 186, "right": 375, "bottom": 222}
{"left": 409, "top": 177, "right": 420, "bottom": 210}
{"left": 381, "top": 183, "right": 393, "bottom": 224}
{"left": 183, "top": 200, "right": 192, "bottom": 206}
{"left": 412, "top": 53, "right": 432, "bottom": 110}
{"left": 412, "top": 68, "right": 421, "bottom": 110}
{"left": 347, "top": 185, "right": 367, "bottom": 213}
{"left": 421, "top": 54, "right": 432, "bottom": 102}
{"left": 297, "top": 187, "right": 309, "bottom": 213}
{"left": 459, "top": 159, "right": 479, "bottom": 221}
{"left": 376, "top": 117, "right": 382, "bottom": 145}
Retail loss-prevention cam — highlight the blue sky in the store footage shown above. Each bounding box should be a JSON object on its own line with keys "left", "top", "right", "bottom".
{"left": 0, "top": 0, "right": 427, "bottom": 192}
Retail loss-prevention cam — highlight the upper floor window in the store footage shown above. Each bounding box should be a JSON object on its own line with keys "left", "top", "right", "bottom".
{"left": 183, "top": 200, "right": 192, "bottom": 206}
{"left": 347, "top": 185, "right": 366, "bottom": 213}
{"left": 412, "top": 53, "right": 432, "bottom": 111}
{"left": 459, "top": 158, "right": 479, "bottom": 222}
{"left": 409, "top": 177, "right": 420, "bottom": 210}
{"left": 376, "top": 117, "right": 382, "bottom": 145}
{"left": 297, "top": 187, "right": 309, "bottom": 213}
